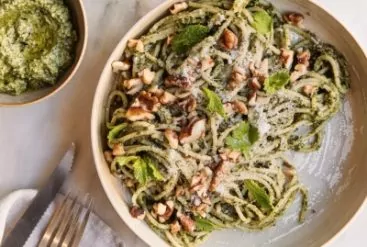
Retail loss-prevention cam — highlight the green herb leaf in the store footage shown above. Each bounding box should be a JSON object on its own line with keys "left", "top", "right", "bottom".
{"left": 111, "top": 156, "right": 139, "bottom": 173}
{"left": 107, "top": 123, "right": 127, "bottom": 141}
{"left": 203, "top": 87, "right": 226, "bottom": 118}
{"left": 252, "top": 10, "right": 273, "bottom": 35}
{"left": 264, "top": 70, "right": 290, "bottom": 94}
{"left": 133, "top": 158, "right": 149, "bottom": 185}
{"left": 144, "top": 157, "right": 164, "bottom": 181}
{"left": 244, "top": 180, "right": 272, "bottom": 209}
{"left": 172, "top": 25, "right": 210, "bottom": 54}
{"left": 195, "top": 217, "right": 216, "bottom": 232}
{"left": 225, "top": 121, "right": 259, "bottom": 155}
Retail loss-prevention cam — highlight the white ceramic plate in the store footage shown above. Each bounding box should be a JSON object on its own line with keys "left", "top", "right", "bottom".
{"left": 91, "top": 1, "right": 367, "bottom": 246}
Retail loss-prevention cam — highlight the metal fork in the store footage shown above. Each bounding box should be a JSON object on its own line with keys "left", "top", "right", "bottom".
{"left": 38, "top": 194, "right": 92, "bottom": 247}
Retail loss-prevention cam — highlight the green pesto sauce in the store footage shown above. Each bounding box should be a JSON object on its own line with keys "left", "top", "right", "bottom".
{"left": 0, "top": 0, "right": 76, "bottom": 95}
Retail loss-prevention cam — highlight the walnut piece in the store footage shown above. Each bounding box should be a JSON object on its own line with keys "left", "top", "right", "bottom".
{"left": 165, "top": 129, "right": 179, "bottom": 149}
{"left": 179, "top": 118, "right": 206, "bottom": 144}
{"left": 165, "top": 75, "right": 192, "bottom": 89}
{"left": 112, "top": 143, "right": 125, "bottom": 156}
{"left": 178, "top": 214, "right": 196, "bottom": 232}
{"left": 284, "top": 12, "right": 305, "bottom": 27}
{"left": 170, "top": 221, "right": 182, "bottom": 234}
{"left": 123, "top": 78, "right": 144, "bottom": 95}
{"left": 170, "top": 2, "right": 188, "bottom": 14}
{"left": 223, "top": 28, "right": 238, "bottom": 50}
{"left": 130, "top": 206, "right": 145, "bottom": 220}
{"left": 112, "top": 61, "right": 130, "bottom": 73}
{"left": 125, "top": 107, "right": 155, "bottom": 121}
{"left": 139, "top": 68, "right": 155, "bottom": 85}
{"left": 280, "top": 49, "right": 295, "bottom": 70}
{"left": 178, "top": 95, "right": 197, "bottom": 112}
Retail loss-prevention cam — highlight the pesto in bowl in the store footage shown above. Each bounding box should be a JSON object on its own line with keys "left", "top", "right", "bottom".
{"left": 0, "top": 0, "right": 77, "bottom": 95}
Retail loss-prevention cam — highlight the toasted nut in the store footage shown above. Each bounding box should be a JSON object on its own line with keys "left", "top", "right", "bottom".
{"left": 165, "top": 75, "right": 191, "bottom": 88}
{"left": 290, "top": 64, "right": 308, "bottom": 82}
{"left": 128, "top": 39, "right": 139, "bottom": 48}
{"left": 167, "top": 35, "right": 173, "bottom": 45}
{"left": 303, "top": 85, "right": 316, "bottom": 96}
{"left": 125, "top": 107, "right": 155, "bottom": 121}
{"left": 139, "top": 68, "right": 156, "bottom": 85}
{"left": 219, "top": 148, "right": 241, "bottom": 162}
{"left": 130, "top": 206, "right": 145, "bottom": 220}
{"left": 209, "top": 161, "right": 226, "bottom": 191}
{"left": 170, "top": 221, "right": 181, "bottom": 234}
{"left": 179, "top": 119, "right": 206, "bottom": 144}
{"left": 232, "top": 100, "right": 248, "bottom": 115}
{"left": 223, "top": 28, "right": 238, "bottom": 50}
{"left": 112, "top": 143, "right": 125, "bottom": 156}
{"left": 166, "top": 201, "right": 175, "bottom": 209}
{"left": 248, "top": 92, "right": 257, "bottom": 106}
{"left": 178, "top": 214, "right": 196, "bottom": 232}
{"left": 136, "top": 40, "right": 145, "bottom": 53}
{"left": 283, "top": 12, "right": 304, "bottom": 27}
{"left": 201, "top": 57, "right": 215, "bottom": 71}
{"left": 297, "top": 49, "right": 311, "bottom": 66}
{"left": 136, "top": 91, "right": 161, "bottom": 112}
{"left": 170, "top": 2, "right": 188, "bottom": 14}
{"left": 159, "top": 91, "right": 177, "bottom": 105}
{"left": 153, "top": 203, "right": 167, "bottom": 216}
{"left": 124, "top": 78, "right": 144, "bottom": 95}
{"left": 175, "top": 186, "right": 186, "bottom": 197}
{"left": 112, "top": 61, "right": 131, "bottom": 72}
{"left": 224, "top": 103, "right": 235, "bottom": 116}
{"left": 249, "top": 77, "right": 262, "bottom": 91}
{"left": 165, "top": 129, "right": 179, "bottom": 149}
{"left": 280, "top": 48, "right": 295, "bottom": 70}
{"left": 178, "top": 95, "right": 197, "bottom": 112}
{"left": 104, "top": 151, "right": 113, "bottom": 163}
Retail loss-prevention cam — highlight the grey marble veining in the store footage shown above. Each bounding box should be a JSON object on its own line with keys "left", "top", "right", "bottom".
{"left": 0, "top": 0, "right": 366, "bottom": 246}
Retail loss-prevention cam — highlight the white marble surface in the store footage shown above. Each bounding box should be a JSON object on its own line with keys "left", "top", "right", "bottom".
{"left": 0, "top": 0, "right": 366, "bottom": 246}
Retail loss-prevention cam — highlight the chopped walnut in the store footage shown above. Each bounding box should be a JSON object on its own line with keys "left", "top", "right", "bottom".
{"left": 135, "top": 91, "right": 161, "bottom": 112}
{"left": 112, "top": 143, "right": 125, "bottom": 156}
{"left": 290, "top": 64, "right": 308, "bottom": 82}
{"left": 165, "top": 129, "right": 179, "bottom": 149}
{"left": 130, "top": 206, "right": 145, "bottom": 220}
{"left": 248, "top": 92, "right": 257, "bottom": 106}
{"left": 283, "top": 12, "right": 305, "bottom": 27}
{"left": 178, "top": 95, "right": 197, "bottom": 112}
{"left": 128, "top": 39, "right": 144, "bottom": 52}
{"left": 280, "top": 49, "right": 295, "bottom": 70}
{"left": 175, "top": 186, "right": 186, "bottom": 197}
{"left": 228, "top": 67, "right": 247, "bottom": 89}
{"left": 297, "top": 49, "right": 311, "bottom": 66}
{"left": 170, "top": 221, "right": 181, "bottom": 234}
{"left": 201, "top": 57, "right": 215, "bottom": 71}
{"left": 139, "top": 68, "right": 155, "bottom": 85}
{"left": 112, "top": 61, "right": 130, "bottom": 72}
{"left": 249, "top": 77, "right": 262, "bottom": 91}
{"left": 249, "top": 61, "right": 268, "bottom": 83}
{"left": 222, "top": 28, "right": 238, "bottom": 50}
{"left": 104, "top": 151, "right": 113, "bottom": 163}
{"left": 179, "top": 118, "right": 206, "bottom": 144}
{"left": 219, "top": 148, "right": 241, "bottom": 162}
{"left": 153, "top": 203, "right": 167, "bottom": 216}
{"left": 303, "top": 85, "right": 316, "bottom": 96}
{"left": 224, "top": 102, "right": 235, "bottom": 116}
{"left": 209, "top": 161, "right": 227, "bottom": 191}
{"left": 178, "top": 214, "right": 196, "bottom": 232}
{"left": 194, "top": 203, "right": 209, "bottom": 218}
{"left": 170, "top": 2, "right": 188, "bottom": 14}
{"left": 232, "top": 100, "right": 248, "bottom": 115}
{"left": 159, "top": 91, "right": 176, "bottom": 105}
{"left": 125, "top": 107, "right": 155, "bottom": 121}
{"left": 123, "top": 78, "right": 144, "bottom": 95}
{"left": 165, "top": 75, "right": 191, "bottom": 89}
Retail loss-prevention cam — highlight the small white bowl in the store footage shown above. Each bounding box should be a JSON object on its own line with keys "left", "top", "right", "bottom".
{"left": 91, "top": 1, "right": 367, "bottom": 246}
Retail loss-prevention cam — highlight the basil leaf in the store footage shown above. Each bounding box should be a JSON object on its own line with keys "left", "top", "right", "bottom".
{"left": 144, "top": 156, "right": 164, "bottom": 181}
{"left": 107, "top": 123, "right": 127, "bottom": 141}
{"left": 225, "top": 121, "right": 259, "bottom": 155}
{"left": 133, "top": 158, "right": 149, "bottom": 185}
{"left": 244, "top": 180, "right": 272, "bottom": 209}
{"left": 172, "top": 25, "right": 210, "bottom": 54}
{"left": 252, "top": 10, "right": 273, "bottom": 35}
{"left": 264, "top": 70, "right": 290, "bottom": 94}
{"left": 195, "top": 217, "right": 216, "bottom": 232}
{"left": 203, "top": 87, "right": 226, "bottom": 118}
{"left": 111, "top": 156, "right": 139, "bottom": 173}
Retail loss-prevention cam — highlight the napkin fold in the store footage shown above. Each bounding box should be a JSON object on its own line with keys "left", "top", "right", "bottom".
{"left": 0, "top": 190, "right": 124, "bottom": 247}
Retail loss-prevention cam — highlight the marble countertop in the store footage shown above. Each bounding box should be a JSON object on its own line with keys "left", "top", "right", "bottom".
{"left": 0, "top": 0, "right": 366, "bottom": 246}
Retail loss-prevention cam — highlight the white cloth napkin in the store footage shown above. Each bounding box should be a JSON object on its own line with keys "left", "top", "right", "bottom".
{"left": 0, "top": 190, "right": 124, "bottom": 247}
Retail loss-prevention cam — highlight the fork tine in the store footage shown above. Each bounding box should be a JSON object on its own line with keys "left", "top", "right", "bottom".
{"left": 61, "top": 198, "right": 84, "bottom": 247}
{"left": 70, "top": 195, "right": 93, "bottom": 247}
{"left": 38, "top": 193, "right": 71, "bottom": 247}
{"left": 50, "top": 196, "right": 77, "bottom": 247}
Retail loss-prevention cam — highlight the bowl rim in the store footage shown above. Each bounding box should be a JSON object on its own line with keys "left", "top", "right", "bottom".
{"left": 91, "top": 0, "right": 367, "bottom": 246}
{"left": 0, "top": 0, "right": 89, "bottom": 107}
